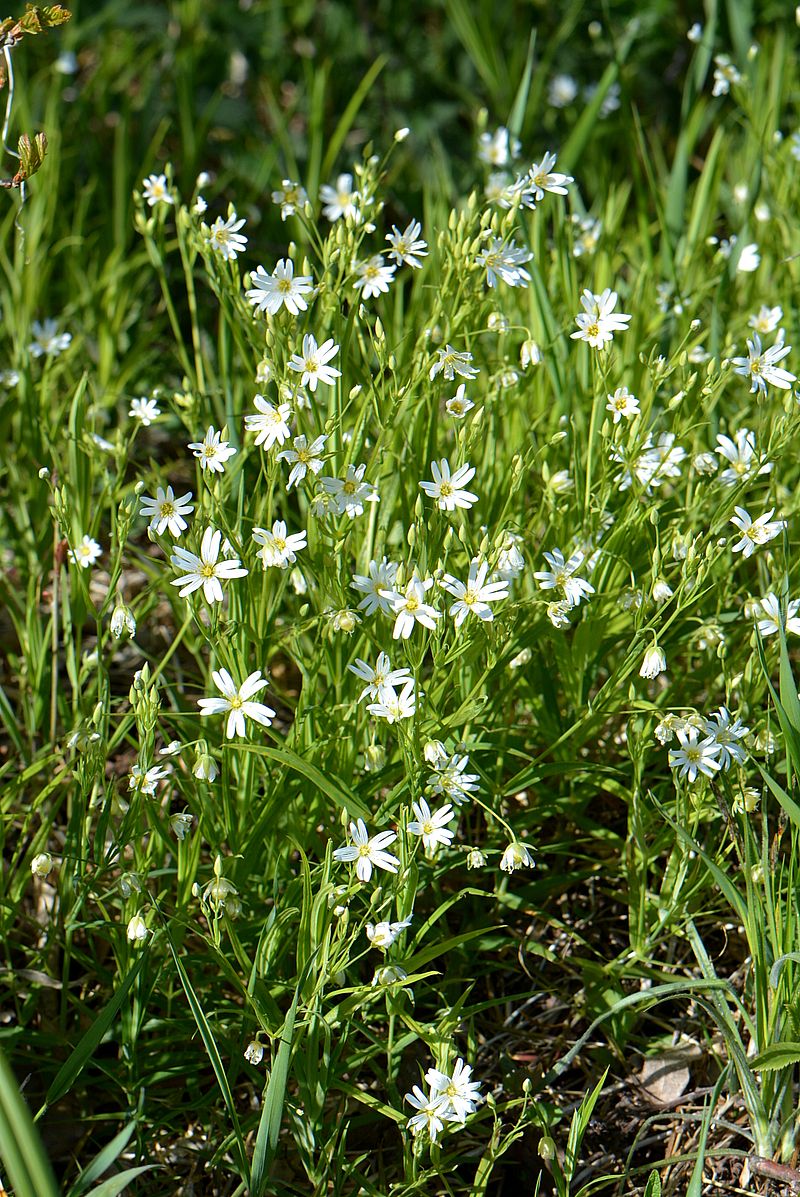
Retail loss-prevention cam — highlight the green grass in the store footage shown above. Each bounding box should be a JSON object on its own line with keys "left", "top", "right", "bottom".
{"left": 1, "top": 2, "right": 800, "bottom": 1194}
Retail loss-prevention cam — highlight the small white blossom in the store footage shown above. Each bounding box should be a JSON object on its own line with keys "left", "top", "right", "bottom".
{"left": 287, "top": 334, "right": 341, "bottom": 392}
{"left": 129, "top": 396, "right": 160, "bottom": 425}
{"left": 246, "top": 259, "right": 313, "bottom": 315}
{"left": 333, "top": 818, "right": 399, "bottom": 883}
{"left": 252, "top": 520, "right": 307, "bottom": 569}
{"left": 429, "top": 344, "right": 479, "bottom": 382}
{"left": 139, "top": 486, "right": 194, "bottom": 537}
{"left": 198, "top": 669, "right": 275, "bottom": 738}
{"left": 187, "top": 426, "right": 237, "bottom": 473}
{"left": 730, "top": 506, "right": 785, "bottom": 558}
{"left": 69, "top": 535, "right": 102, "bottom": 569}
{"left": 244, "top": 397, "right": 293, "bottom": 450}
{"left": 386, "top": 219, "right": 428, "bottom": 268}
{"left": 141, "top": 173, "right": 174, "bottom": 207}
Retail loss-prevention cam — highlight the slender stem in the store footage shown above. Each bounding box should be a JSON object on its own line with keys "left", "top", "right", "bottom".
{"left": 2, "top": 44, "right": 19, "bottom": 161}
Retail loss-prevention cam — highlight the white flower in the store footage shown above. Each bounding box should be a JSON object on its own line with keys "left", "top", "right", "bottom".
{"left": 428, "top": 753, "right": 480, "bottom": 804}
{"left": 29, "top": 318, "right": 71, "bottom": 358}
{"left": 110, "top": 603, "right": 136, "bottom": 639}
{"left": 366, "top": 917, "right": 412, "bottom": 949}
{"left": 276, "top": 433, "right": 327, "bottom": 488}
{"left": 748, "top": 305, "right": 783, "bottom": 335}
{"left": 755, "top": 592, "right": 800, "bottom": 638}
{"left": 715, "top": 429, "right": 771, "bottom": 486}
{"left": 333, "top": 818, "right": 399, "bottom": 882}
{"left": 419, "top": 460, "right": 478, "bottom": 511}
{"left": 668, "top": 727, "right": 722, "bottom": 782}
{"left": 386, "top": 219, "right": 428, "bottom": 268}
{"left": 730, "top": 506, "right": 785, "bottom": 558}
{"left": 329, "top": 607, "right": 361, "bottom": 634}
{"left": 366, "top": 679, "right": 418, "bottom": 723}
{"left": 320, "top": 173, "right": 359, "bottom": 221}
{"left": 730, "top": 334, "right": 795, "bottom": 395}
{"left": 499, "top": 842, "right": 535, "bottom": 873}
{"left": 703, "top": 707, "right": 749, "bottom": 768}
{"left": 534, "top": 548, "right": 594, "bottom": 608}
{"left": 652, "top": 579, "right": 674, "bottom": 605}
{"left": 445, "top": 383, "right": 474, "bottom": 418}
{"left": 639, "top": 644, "right": 667, "bottom": 679}
{"left": 193, "top": 753, "right": 219, "bottom": 782}
{"left": 129, "top": 396, "right": 161, "bottom": 425}
{"left": 170, "top": 526, "right": 248, "bottom": 603}
{"left": 287, "top": 334, "right": 341, "bottom": 391}
{"left": 198, "top": 668, "right": 275, "bottom": 738}
{"left": 520, "top": 339, "right": 542, "bottom": 369}
{"left": 687, "top": 22, "right": 703, "bottom": 42}
{"left": 572, "top": 214, "right": 603, "bottom": 258}
{"left": 170, "top": 812, "right": 194, "bottom": 840}
{"left": 271, "top": 179, "right": 308, "bottom": 220}
{"left": 548, "top": 73, "right": 579, "bottom": 106}
{"left": 348, "top": 652, "right": 413, "bottom": 702}
{"left": 476, "top": 237, "right": 532, "bottom": 288}
{"left": 407, "top": 798, "right": 455, "bottom": 851}
{"left": 205, "top": 211, "right": 247, "bottom": 260}
{"left": 571, "top": 288, "right": 631, "bottom": 348}
{"left": 353, "top": 254, "right": 396, "bottom": 298}
{"left": 69, "top": 535, "right": 102, "bottom": 569}
{"left": 526, "top": 151, "right": 574, "bottom": 201}
{"left": 141, "top": 173, "right": 174, "bottom": 206}
{"left": 352, "top": 557, "right": 399, "bottom": 615}
{"left": 429, "top": 344, "right": 479, "bottom": 381}
{"left": 243, "top": 396, "right": 292, "bottom": 450}
{"left": 382, "top": 574, "right": 441, "bottom": 640}
{"left": 425, "top": 1059, "right": 483, "bottom": 1122}
{"left": 246, "top": 259, "right": 313, "bottom": 315}
{"left": 405, "top": 1086, "right": 454, "bottom": 1141}
{"left": 244, "top": 1041, "right": 264, "bottom": 1065}
{"left": 129, "top": 763, "right": 171, "bottom": 795}
{"left": 252, "top": 520, "right": 307, "bottom": 568}
{"left": 127, "top": 915, "right": 149, "bottom": 944}
{"left": 187, "top": 426, "right": 237, "bottom": 473}
{"left": 321, "top": 463, "right": 379, "bottom": 518}
{"left": 441, "top": 559, "right": 509, "bottom": 628}
{"left": 139, "top": 486, "right": 194, "bottom": 537}
{"left": 605, "top": 386, "right": 639, "bottom": 424}
{"left": 31, "top": 852, "right": 54, "bottom": 878}
{"left": 712, "top": 54, "right": 742, "bottom": 96}
{"left": 477, "top": 126, "right": 520, "bottom": 167}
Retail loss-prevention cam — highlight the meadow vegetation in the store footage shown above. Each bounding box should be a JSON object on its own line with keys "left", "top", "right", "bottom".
{"left": 2, "top": 2, "right": 800, "bottom": 1194}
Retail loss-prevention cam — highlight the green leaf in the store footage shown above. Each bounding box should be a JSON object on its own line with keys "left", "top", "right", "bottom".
{"left": 41, "top": 955, "right": 146, "bottom": 1112}
{"left": 507, "top": 31, "right": 536, "bottom": 140}
{"left": 160, "top": 921, "right": 248, "bottom": 1179}
{"left": 0, "top": 1046, "right": 59, "bottom": 1197}
{"left": 83, "top": 1168, "right": 155, "bottom": 1197}
{"left": 250, "top": 981, "right": 302, "bottom": 1194}
{"left": 643, "top": 1172, "right": 662, "bottom": 1197}
{"left": 236, "top": 743, "right": 369, "bottom": 820}
{"left": 16, "top": 132, "right": 48, "bottom": 182}
{"left": 66, "top": 1123, "right": 137, "bottom": 1196}
{"left": 750, "top": 1043, "right": 800, "bottom": 1072}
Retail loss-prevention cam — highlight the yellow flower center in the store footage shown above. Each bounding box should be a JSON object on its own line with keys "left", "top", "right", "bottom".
{"left": 439, "top": 481, "right": 453, "bottom": 497}
{"left": 587, "top": 321, "right": 600, "bottom": 339}
{"left": 201, "top": 563, "right": 216, "bottom": 578}
{"left": 278, "top": 278, "right": 292, "bottom": 293}
{"left": 405, "top": 596, "right": 419, "bottom": 611}
{"left": 161, "top": 502, "right": 174, "bottom": 517}
{"left": 343, "top": 480, "right": 357, "bottom": 494}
